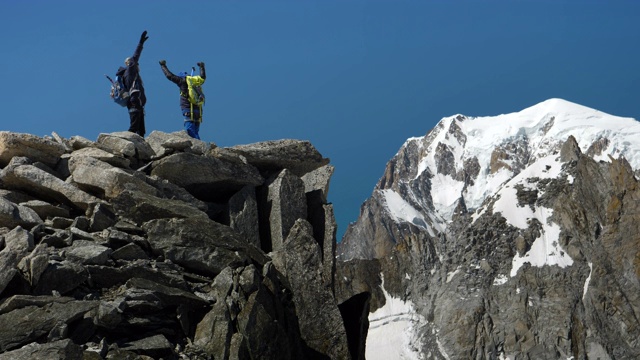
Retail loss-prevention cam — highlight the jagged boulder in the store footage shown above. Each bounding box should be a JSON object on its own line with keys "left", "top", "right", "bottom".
{"left": 112, "top": 189, "right": 209, "bottom": 226}
{"left": 0, "top": 298, "right": 97, "bottom": 352}
{"left": 146, "top": 130, "right": 210, "bottom": 157}
{"left": 20, "top": 200, "right": 70, "bottom": 221}
{"left": 96, "top": 132, "right": 155, "bottom": 162}
{"left": 228, "top": 185, "right": 260, "bottom": 248}
{"left": 68, "top": 147, "right": 131, "bottom": 169}
{"left": 150, "top": 152, "right": 264, "bottom": 201}
{"left": 0, "top": 197, "right": 42, "bottom": 229}
{"left": 265, "top": 169, "right": 307, "bottom": 251}
{"left": 143, "top": 217, "right": 260, "bottom": 277}
{"left": 0, "top": 132, "right": 66, "bottom": 168}
{"left": 271, "top": 219, "right": 350, "bottom": 359}
{"left": 1, "top": 162, "right": 100, "bottom": 211}
{"left": 301, "top": 164, "right": 334, "bottom": 203}
{"left": 69, "top": 155, "right": 157, "bottom": 200}
{"left": 227, "top": 139, "right": 330, "bottom": 177}
{"left": 0, "top": 339, "right": 83, "bottom": 360}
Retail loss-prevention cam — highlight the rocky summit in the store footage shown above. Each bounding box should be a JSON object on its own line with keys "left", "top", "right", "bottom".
{"left": 0, "top": 130, "right": 366, "bottom": 359}
{"left": 338, "top": 99, "right": 640, "bottom": 359}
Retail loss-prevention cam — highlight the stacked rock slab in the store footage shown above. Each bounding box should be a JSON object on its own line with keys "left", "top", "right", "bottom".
{"left": 0, "top": 130, "right": 355, "bottom": 359}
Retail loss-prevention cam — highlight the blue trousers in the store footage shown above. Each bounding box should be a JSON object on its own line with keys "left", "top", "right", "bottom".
{"left": 184, "top": 121, "right": 200, "bottom": 139}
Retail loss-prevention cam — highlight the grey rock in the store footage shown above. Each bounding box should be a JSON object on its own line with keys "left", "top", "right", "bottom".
{"left": 227, "top": 139, "right": 330, "bottom": 177}
{"left": 71, "top": 216, "right": 90, "bottom": 232}
{"left": 4, "top": 226, "right": 34, "bottom": 256}
{"left": 70, "top": 147, "right": 130, "bottom": 168}
{"left": 560, "top": 134, "right": 582, "bottom": 162}
{"left": 146, "top": 130, "right": 208, "bottom": 157}
{"left": 236, "top": 285, "right": 296, "bottom": 360}
{"left": 68, "top": 135, "right": 96, "bottom": 150}
{"left": 88, "top": 203, "right": 117, "bottom": 232}
{"left": 96, "top": 301, "right": 122, "bottom": 330}
{"left": 19, "top": 200, "right": 70, "bottom": 220}
{"left": 48, "top": 217, "right": 73, "bottom": 230}
{"left": 111, "top": 243, "right": 149, "bottom": 261}
{"left": 0, "top": 131, "right": 66, "bottom": 168}
{"left": 194, "top": 266, "right": 235, "bottom": 358}
{"left": 145, "top": 174, "right": 208, "bottom": 212}
{"left": 0, "top": 197, "right": 42, "bottom": 230}
{"left": 124, "top": 277, "right": 209, "bottom": 309}
{"left": 0, "top": 295, "right": 75, "bottom": 315}
{"left": 143, "top": 217, "right": 256, "bottom": 277}
{"left": 301, "top": 164, "right": 334, "bottom": 203}
{"left": 33, "top": 260, "right": 88, "bottom": 296}
{"left": 238, "top": 264, "right": 261, "bottom": 296}
{"left": 66, "top": 241, "right": 112, "bottom": 265}
{"left": 266, "top": 169, "right": 307, "bottom": 251}
{"left": 0, "top": 189, "right": 37, "bottom": 204}
{"left": 86, "top": 262, "right": 188, "bottom": 290}
{"left": 0, "top": 300, "right": 97, "bottom": 352}
{"left": 1, "top": 164, "right": 100, "bottom": 211}
{"left": 321, "top": 204, "right": 337, "bottom": 291}
{"left": 0, "top": 339, "right": 83, "bottom": 360}
{"left": 17, "top": 243, "right": 51, "bottom": 287}
{"left": 96, "top": 132, "right": 155, "bottom": 161}
{"left": 271, "top": 219, "right": 350, "bottom": 359}
{"left": 150, "top": 152, "right": 263, "bottom": 202}
{"left": 228, "top": 186, "right": 260, "bottom": 248}
{"left": 0, "top": 250, "right": 19, "bottom": 297}
{"left": 69, "top": 155, "right": 157, "bottom": 199}
{"left": 112, "top": 189, "right": 209, "bottom": 226}
{"left": 121, "top": 334, "right": 174, "bottom": 359}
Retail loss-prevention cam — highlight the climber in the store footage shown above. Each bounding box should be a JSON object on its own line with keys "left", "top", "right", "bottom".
{"left": 116, "top": 31, "right": 149, "bottom": 137}
{"left": 158, "top": 60, "right": 207, "bottom": 139}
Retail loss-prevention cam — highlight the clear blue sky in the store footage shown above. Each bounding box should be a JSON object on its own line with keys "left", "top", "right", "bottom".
{"left": 2, "top": 1, "right": 639, "bottom": 241}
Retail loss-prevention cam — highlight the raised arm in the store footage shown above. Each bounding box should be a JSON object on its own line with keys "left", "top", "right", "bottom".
{"left": 131, "top": 31, "right": 148, "bottom": 63}
{"left": 197, "top": 62, "right": 206, "bottom": 80}
{"left": 159, "top": 60, "right": 183, "bottom": 85}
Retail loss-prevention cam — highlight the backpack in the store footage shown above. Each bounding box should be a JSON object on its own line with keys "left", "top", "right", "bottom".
{"left": 105, "top": 74, "right": 137, "bottom": 107}
{"left": 185, "top": 75, "right": 205, "bottom": 106}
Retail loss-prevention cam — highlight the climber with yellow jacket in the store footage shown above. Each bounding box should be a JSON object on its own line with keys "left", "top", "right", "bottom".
{"left": 159, "top": 60, "right": 206, "bottom": 139}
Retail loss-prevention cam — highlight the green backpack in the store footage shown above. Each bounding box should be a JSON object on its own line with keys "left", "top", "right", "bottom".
{"left": 186, "top": 75, "right": 205, "bottom": 106}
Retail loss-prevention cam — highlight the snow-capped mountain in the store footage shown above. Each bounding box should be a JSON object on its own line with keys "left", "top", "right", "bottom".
{"left": 336, "top": 99, "right": 640, "bottom": 359}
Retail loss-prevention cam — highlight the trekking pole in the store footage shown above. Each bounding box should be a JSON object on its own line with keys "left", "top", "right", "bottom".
{"left": 105, "top": 74, "right": 115, "bottom": 85}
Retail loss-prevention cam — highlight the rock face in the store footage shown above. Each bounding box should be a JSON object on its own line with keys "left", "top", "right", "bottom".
{"left": 0, "top": 130, "right": 355, "bottom": 359}
{"left": 338, "top": 99, "right": 640, "bottom": 359}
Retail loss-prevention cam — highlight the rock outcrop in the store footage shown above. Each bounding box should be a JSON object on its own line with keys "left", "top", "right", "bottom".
{"left": 0, "top": 130, "right": 357, "bottom": 359}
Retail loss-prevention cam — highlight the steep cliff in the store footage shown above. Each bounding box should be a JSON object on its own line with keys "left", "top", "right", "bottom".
{"left": 0, "top": 130, "right": 356, "bottom": 359}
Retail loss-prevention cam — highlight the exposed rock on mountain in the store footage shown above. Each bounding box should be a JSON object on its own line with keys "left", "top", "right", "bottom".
{"left": 0, "top": 130, "right": 358, "bottom": 359}
{"left": 338, "top": 99, "right": 640, "bottom": 359}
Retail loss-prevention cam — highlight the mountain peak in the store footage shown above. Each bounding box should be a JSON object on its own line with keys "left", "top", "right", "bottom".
{"left": 338, "top": 99, "right": 640, "bottom": 359}
{"left": 519, "top": 98, "right": 599, "bottom": 117}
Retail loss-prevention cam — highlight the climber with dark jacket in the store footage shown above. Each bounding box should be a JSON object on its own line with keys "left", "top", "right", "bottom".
{"left": 158, "top": 60, "right": 206, "bottom": 139}
{"left": 116, "top": 30, "right": 149, "bottom": 137}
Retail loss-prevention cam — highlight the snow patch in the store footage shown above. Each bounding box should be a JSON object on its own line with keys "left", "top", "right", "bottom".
{"left": 381, "top": 189, "right": 430, "bottom": 232}
{"left": 583, "top": 262, "right": 593, "bottom": 300}
{"left": 510, "top": 219, "right": 574, "bottom": 277}
{"left": 367, "top": 274, "right": 426, "bottom": 360}
{"left": 493, "top": 274, "right": 509, "bottom": 286}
